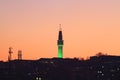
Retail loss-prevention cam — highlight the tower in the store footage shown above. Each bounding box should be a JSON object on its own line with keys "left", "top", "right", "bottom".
{"left": 57, "top": 24, "right": 64, "bottom": 58}
{"left": 8, "top": 47, "right": 13, "bottom": 61}
{"left": 18, "top": 50, "right": 22, "bottom": 60}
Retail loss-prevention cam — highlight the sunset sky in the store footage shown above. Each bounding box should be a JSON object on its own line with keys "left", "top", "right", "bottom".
{"left": 0, "top": 0, "right": 120, "bottom": 61}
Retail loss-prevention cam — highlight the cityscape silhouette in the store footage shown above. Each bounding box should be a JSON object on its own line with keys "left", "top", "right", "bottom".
{"left": 1, "top": 0, "right": 120, "bottom": 80}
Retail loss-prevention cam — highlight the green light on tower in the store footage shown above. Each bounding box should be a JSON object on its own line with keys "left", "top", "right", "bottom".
{"left": 58, "top": 45, "right": 63, "bottom": 58}
{"left": 57, "top": 24, "right": 64, "bottom": 58}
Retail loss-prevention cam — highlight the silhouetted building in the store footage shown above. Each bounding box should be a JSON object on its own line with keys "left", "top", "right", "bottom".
{"left": 0, "top": 55, "right": 120, "bottom": 80}
{"left": 18, "top": 50, "right": 22, "bottom": 60}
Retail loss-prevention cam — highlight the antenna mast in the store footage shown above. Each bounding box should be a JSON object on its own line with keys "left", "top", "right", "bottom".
{"left": 8, "top": 47, "right": 13, "bottom": 61}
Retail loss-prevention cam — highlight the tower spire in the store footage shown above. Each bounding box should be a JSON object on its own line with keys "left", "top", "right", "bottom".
{"left": 59, "top": 24, "right": 62, "bottom": 31}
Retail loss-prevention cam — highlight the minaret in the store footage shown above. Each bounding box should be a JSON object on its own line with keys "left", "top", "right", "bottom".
{"left": 57, "top": 24, "right": 64, "bottom": 58}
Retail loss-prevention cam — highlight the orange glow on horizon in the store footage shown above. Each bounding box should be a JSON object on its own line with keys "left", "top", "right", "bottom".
{"left": 0, "top": 0, "right": 120, "bottom": 61}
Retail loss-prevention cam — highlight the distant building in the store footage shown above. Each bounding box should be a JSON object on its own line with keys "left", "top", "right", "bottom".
{"left": 18, "top": 50, "right": 22, "bottom": 60}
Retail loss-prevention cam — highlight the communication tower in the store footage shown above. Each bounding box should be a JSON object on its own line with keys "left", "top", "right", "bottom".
{"left": 8, "top": 47, "right": 13, "bottom": 61}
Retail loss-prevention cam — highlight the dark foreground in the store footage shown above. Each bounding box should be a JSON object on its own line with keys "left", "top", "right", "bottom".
{"left": 0, "top": 55, "right": 120, "bottom": 80}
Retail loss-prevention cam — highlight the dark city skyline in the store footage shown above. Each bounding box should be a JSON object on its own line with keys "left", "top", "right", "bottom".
{"left": 1, "top": 0, "right": 120, "bottom": 61}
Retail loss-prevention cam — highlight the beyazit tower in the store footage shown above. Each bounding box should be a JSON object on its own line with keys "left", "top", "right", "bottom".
{"left": 57, "top": 24, "right": 64, "bottom": 58}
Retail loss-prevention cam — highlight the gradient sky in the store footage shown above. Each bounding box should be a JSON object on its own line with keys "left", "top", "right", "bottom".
{"left": 0, "top": 0, "right": 120, "bottom": 61}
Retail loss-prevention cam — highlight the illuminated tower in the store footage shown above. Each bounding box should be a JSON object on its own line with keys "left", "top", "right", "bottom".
{"left": 57, "top": 24, "right": 64, "bottom": 58}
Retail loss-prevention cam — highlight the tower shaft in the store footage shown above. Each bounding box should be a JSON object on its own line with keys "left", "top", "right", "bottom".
{"left": 58, "top": 44, "right": 63, "bottom": 58}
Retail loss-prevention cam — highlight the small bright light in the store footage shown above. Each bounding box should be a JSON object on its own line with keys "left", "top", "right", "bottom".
{"left": 102, "top": 73, "right": 104, "bottom": 76}
{"left": 39, "top": 77, "right": 41, "bottom": 80}
{"left": 36, "top": 77, "right": 39, "bottom": 80}
{"left": 98, "top": 71, "right": 102, "bottom": 73}
{"left": 36, "top": 77, "right": 41, "bottom": 80}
